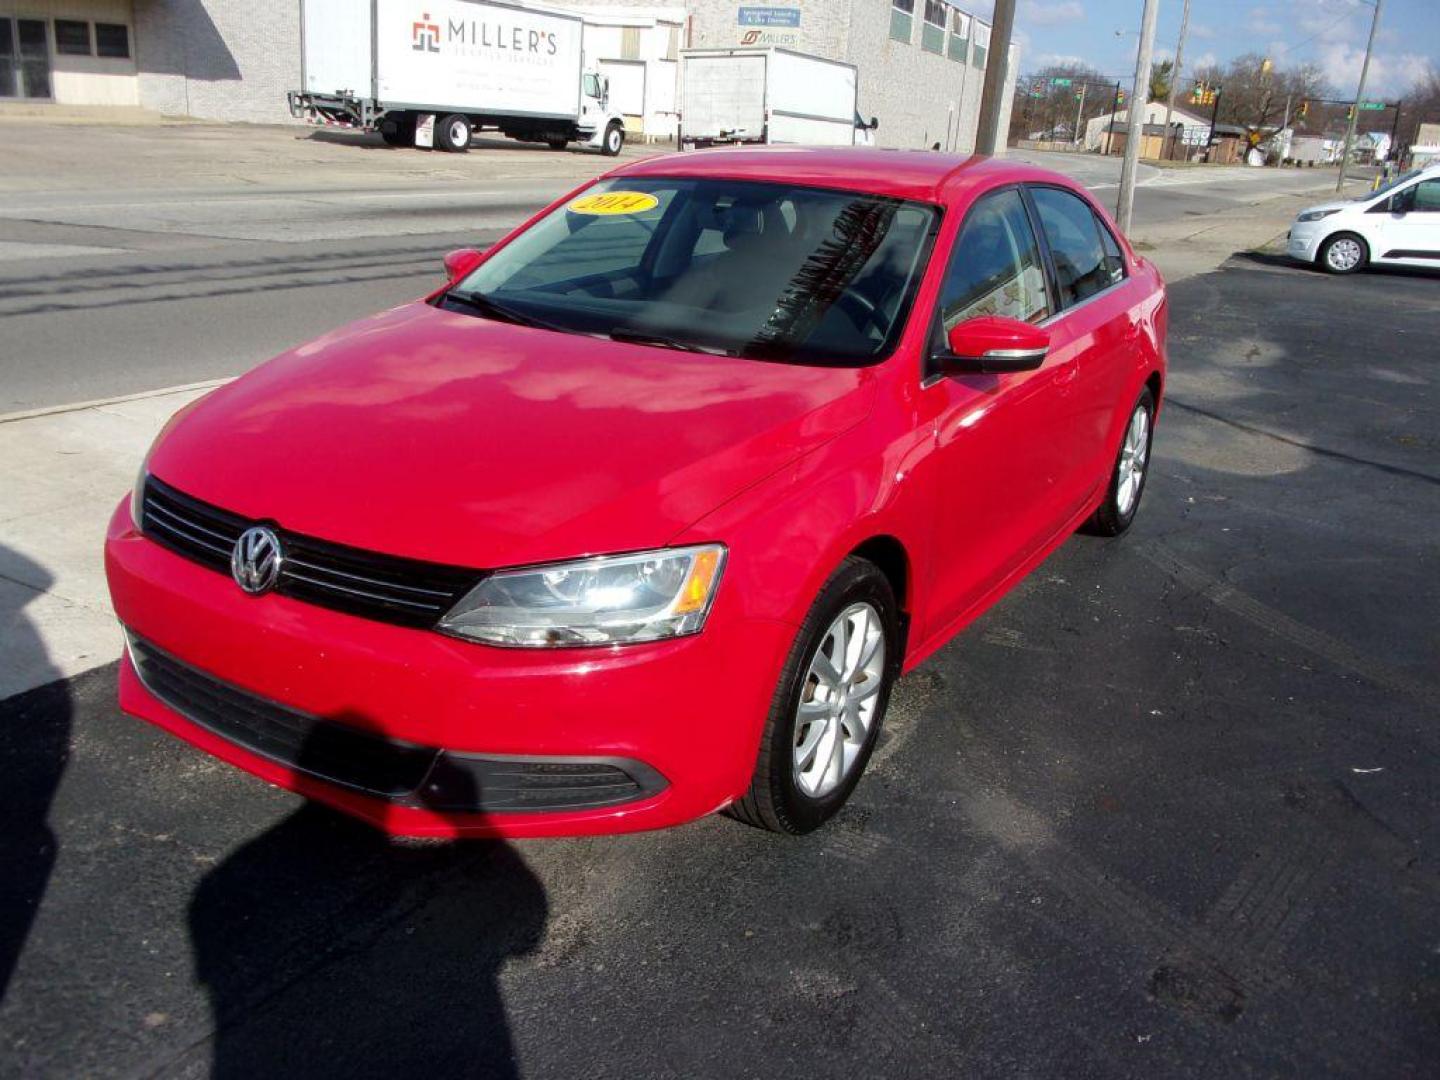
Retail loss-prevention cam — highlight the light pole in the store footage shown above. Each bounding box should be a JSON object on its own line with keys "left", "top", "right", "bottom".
{"left": 1117, "top": 0, "right": 1161, "bottom": 234}
{"left": 1160, "top": 0, "right": 1191, "bottom": 161}
{"left": 1336, "top": 0, "right": 1384, "bottom": 192}
{"left": 975, "top": 0, "right": 1017, "bottom": 155}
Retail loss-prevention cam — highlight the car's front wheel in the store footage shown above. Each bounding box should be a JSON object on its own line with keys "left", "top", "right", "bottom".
{"left": 1089, "top": 386, "right": 1155, "bottom": 536}
{"left": 728, "top": 557, "right": 900, "bottom": 834}
{"left": 1318, "top": 232, "right": 1367, "bottom": 274}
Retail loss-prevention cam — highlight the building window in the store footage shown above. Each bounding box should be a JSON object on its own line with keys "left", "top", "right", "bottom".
{"left": 972, "top": 24, "right": 989, "bottom": 69}
{"left": 921, "top": 1, "right": 945, "bottom": 54}
{"left": 620, "top": 26, "right": 640, "bottom": 60}
{"left": 890, "top": 0, "right": 914, "bottom": 44}
{"left": 95, "top": 23, "right": 130, "bottom": 59}
{"left": 55, "top": 19, "right": 91, "bottom": 56}
{"left": 948, "top": 11, "right": 968, "bottom": 62}
{"left": 665, "top": 24, "right": 679, "bottom": 61}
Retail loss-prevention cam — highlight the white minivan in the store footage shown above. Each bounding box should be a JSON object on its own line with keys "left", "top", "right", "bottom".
{"left": 1288, "top": 165, "right": 1440, "bottom": 274}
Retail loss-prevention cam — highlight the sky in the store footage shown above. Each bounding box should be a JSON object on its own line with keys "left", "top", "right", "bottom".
{"left": 965, "top": 0, "right": 1439, "bottom": 98}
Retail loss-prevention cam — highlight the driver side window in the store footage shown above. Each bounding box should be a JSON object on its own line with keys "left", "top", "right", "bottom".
{"left": 1410, "top": 179, "right": 1440, "bottom": 212}
{"left": 938, "top": 188, "right": 1050, "bottom": 330}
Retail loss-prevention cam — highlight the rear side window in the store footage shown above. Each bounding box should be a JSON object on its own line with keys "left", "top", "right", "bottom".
{"left": 938, "top": 188, "right": 1051, "bottom": 328}
{"left": 1412, "top": 179, "right": 1440, "bottom": 212}
{"left": 1030, "top": 187, "right": 1116, "bottom": 307}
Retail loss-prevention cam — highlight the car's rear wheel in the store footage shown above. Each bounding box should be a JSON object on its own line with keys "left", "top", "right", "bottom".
{"left": 1088, "top": 386, "right": 1155, "bottom": 537}
{"left": 727, "top": 557, "right": 900, "bottom": 834}
{"left": 1319, "top": 232, "right": 1367, "bottom": 274}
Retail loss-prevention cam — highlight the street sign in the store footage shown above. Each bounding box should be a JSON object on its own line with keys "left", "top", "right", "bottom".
{"left": 1359, "top": 101, "right": 1386, "bottom": 111}
{"left": 1051, "top": 77, "right": 1072, "bottom": 87}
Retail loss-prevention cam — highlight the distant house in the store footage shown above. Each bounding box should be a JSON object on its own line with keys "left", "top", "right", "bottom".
{"left": 1083, "top": 101, "right": 1209, "bottom": 152}
{"left": 1408, "top": 123, "right": 1440, "bottom": 168}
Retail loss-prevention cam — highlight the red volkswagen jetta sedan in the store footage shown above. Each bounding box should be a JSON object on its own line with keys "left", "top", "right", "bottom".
{"left": 106, "top": 148, "right": 1166, "bottom": 838}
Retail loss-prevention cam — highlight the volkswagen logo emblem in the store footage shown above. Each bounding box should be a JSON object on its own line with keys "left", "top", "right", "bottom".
{"left": 231, "top": 526, "right": 284, "bottom": 595}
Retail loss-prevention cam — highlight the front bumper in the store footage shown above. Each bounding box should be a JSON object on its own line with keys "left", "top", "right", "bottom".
{"left": 1286, "top": 226, "right": 1323, "bottom": 263}
{"left": 106, "top": 499, "right": 794, "bottom": 837}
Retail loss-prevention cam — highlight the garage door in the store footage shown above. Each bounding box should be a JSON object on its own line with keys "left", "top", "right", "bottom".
{"left": 599, "top": 59, "right": 646, "bottom": 132}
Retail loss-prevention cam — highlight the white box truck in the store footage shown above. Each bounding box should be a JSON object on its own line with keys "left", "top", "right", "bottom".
{"left": 678, "top": 48, "right": 877, "bottom": 149}
{"left": 288, "top": 0, "right": 627, "bottom": 154}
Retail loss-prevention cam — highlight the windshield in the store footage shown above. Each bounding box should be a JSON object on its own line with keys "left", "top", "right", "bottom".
{"left": 445, "top": 177, "right": 938, "bottom": 364}
{"left": 1360, "top": 169, "right": 1422, "bottom": 201}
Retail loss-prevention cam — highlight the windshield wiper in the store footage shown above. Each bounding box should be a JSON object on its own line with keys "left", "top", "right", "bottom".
{"left": 606, "top": 328, "right": 735, "bottom": 356}
{"left": 441, "top": 290, "right": 565, "bottom": 332}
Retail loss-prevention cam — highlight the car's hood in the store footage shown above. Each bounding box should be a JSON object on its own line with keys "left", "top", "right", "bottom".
{"left": 148, "top": 301, "right": 876, "bottom": 568}
{"left": 1296, "top": 199, "right": 1353, "bottom": 218}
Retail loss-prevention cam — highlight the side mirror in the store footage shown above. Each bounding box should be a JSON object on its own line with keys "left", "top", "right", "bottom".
{"left": 937, "top": 315, "right": 1050, "bottom": 375}
{"left": 869, "top": 116, "right": 879, "bottom": 130}
{"left": 443, "top": 248, "right": 484, "bottom": 280}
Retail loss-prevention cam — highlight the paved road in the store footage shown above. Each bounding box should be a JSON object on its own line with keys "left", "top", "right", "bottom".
{"left": 2, "top": 258, "right": 1437, "bottom": 1078}
{"left": 0, "top": 128, "right": 1347, "bottom": 414}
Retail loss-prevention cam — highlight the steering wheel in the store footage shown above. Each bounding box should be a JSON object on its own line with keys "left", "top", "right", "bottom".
{"left": 835, "top": 290, "right": 887, "bottom": 338}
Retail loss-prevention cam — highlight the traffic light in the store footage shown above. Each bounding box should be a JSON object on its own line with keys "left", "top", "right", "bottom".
{"left": 1298, "top": 99, "right": 1309, "bottom": 119}
{"left": 1346, "top": 104, "right": 1355, "bottom": 120}
{"left": 1190, "top": 83, "right": 1217, "bottom": 106}
{"left": 1117, "top": 89, "right": 1127, "bottom": 106}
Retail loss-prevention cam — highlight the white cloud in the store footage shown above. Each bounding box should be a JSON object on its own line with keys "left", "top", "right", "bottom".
{"left": 1034, "top": 52, "right": 1089, "bottom": 69}
{"left": 1019, "top": 0, "right": 1085, "bottom": 27}
{"left": 1316, "top": 40, "right": 1434, "bottom": 97}
{"left": 1188, "top": 51, "right": 1218, "bottom": 72}
{"left": 1247, "top": 6, "right": 1283, "bottom": 37}
{"left": 1188, "top": 24, "right": 1216, "bottom": 41}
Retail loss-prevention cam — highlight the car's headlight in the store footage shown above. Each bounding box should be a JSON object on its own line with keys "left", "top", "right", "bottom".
{"left": 438, "top": 544, "right": 726, "bottom": 647}
{"left": 1297, "top": 209, "right": 1341, "bottom": 223}
{"left": 131, "top": 467, "right": 148, "bottom": 532}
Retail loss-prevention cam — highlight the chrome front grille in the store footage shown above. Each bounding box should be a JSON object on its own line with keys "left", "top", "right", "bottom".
{"left": 139, "top": 475, "right": 483, "bottom": 627}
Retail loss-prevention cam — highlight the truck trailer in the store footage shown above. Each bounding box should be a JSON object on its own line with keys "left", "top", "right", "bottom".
{"left": 288, "top": 0, "right": 627, "bottom": 154}
{"left": 678, "top": 47, "right": 877, "bottom": 149}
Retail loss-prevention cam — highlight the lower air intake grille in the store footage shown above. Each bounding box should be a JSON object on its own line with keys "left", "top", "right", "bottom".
{"left": 127, "top": 635, "right": 668, "bottom": 813}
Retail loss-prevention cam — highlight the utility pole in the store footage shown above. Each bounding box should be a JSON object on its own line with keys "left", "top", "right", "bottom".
{"left": 1336, "top": 0, "right": 1384, "bottom": 192}
{"left": 1073, "top": 81, "right": 1087, "bottom": 145}
{"left": 1117, "top": 0, "right": 1161, "bottom": 234}
{"left": 1160, "top": 0, "right": 1190, "bottom": 161}
{"left": 1279, "top": 93, "right": 1292, "bottom": 164}
{"left": 974, "top": 0, "right": 1016, "bottom": 155}
{"left": 1205, "top": 87, "right": 1222, "bottom": 160}
{"left": 1104, "top": 80, "right": 1121, "bottom": 155}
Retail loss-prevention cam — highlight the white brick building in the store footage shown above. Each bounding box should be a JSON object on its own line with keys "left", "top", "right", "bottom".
{"left": 1, "top": 0, "right": 1015, "bottom": 148}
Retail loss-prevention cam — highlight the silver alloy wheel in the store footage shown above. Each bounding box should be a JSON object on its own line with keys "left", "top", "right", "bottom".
{"left": 607, "top": 125, "right": 622, "bottom": 153}
{"left": 1326, "top": 236, "right": 1363, "bottom": 271}
{"left": 792, "top": 602, "right": 886, "bottom": 799}
{"left": 1115, "top": 404, "right": 1150, "bottom": 517}
{"left": 449, "top": 118, "right": 469, "bottom": 148}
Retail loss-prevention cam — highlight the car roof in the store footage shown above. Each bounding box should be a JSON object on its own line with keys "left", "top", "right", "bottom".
{"left": 607, "top": 146, "right": 1073, "bottom": 204}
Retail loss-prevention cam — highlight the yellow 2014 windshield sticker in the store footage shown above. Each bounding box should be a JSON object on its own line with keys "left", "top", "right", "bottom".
{"left": 568, "top": 191, "right": 660, "bottom": 215}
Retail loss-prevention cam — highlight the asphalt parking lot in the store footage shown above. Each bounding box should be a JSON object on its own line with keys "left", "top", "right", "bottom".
{"left": 3, "top": 255, "right": 1438, "bottom": 1075}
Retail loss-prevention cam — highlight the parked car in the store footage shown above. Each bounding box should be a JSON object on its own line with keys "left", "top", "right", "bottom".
{"left": 1288, "top": 163, "right": 1440, "bottom": 274}
{"left": 106, "top": 149, "right": 1168, "bottom": 838}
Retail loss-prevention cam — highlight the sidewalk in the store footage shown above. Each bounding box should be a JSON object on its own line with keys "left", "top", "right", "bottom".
{"left": 0, "top": 384, "right": 216, "bottom": 698}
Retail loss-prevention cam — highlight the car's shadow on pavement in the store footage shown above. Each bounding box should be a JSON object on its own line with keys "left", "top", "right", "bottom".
{"left": 189, "top": 788, "right": 547, "bottom": 1079}
{"left": 0, "top": 547, "right": 70, "bottom": 1006}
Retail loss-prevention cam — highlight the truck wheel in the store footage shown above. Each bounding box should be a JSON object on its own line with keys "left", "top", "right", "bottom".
{"left": 437, "top": 114, "right": 471, "bottom": 153}
{"left": 546, "top": 136, "right": 568, "bottom": 151}
{"left": 380, "top": 117, "right": 412, "bottom": 147}
{"left": 601, "top": 122, "right": 624, "bottom": 156}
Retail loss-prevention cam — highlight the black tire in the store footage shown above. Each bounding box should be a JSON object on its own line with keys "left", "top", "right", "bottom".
{"left": 380, "top": 126, "right": 408, "bottom": 147}
{"left": 436, "top": 113, "right": 471, "bottom": 153}
{"left": 727, "top": 557, "right": 901, "bottom": 835}
{"left": 1317, "top": 231, "right": 1368, "bottom": 275}
{"left": 601, "top": 121, "right": 624, "bottom": 157}
{"left": 546, "top": 136, "right": 568, "bottom": 151}
{"left": 1088, "top": 386, "right": 1155, "bottom": 537}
